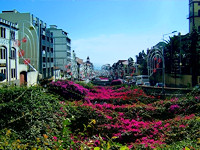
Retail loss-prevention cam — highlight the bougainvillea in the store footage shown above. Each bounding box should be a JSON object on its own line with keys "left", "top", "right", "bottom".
{"left": 48, "top": 80, "right": 89, "bottom": 100}
{"left": 47, "top": 81, "right": 199, "bottom": 149}
{"left": 2, "top": 81, "right": 199, "bottom": 149}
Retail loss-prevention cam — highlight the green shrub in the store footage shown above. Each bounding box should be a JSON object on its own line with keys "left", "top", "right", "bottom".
{"left": 0, "top": 86, "right": 62, "bottom": 142}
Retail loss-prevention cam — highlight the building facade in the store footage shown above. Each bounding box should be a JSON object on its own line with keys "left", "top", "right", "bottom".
{"left": 80, "top": 56, "right": 94, "bottom": 79}
{"left": 0, "top": 10, "right": 54, "bottom": 79}
{"left": 0, "top": 18, "right": 20, "bottom": 85}
{"left": 47, "top": 25, "right": 71, "bottom": 76}
{"left": 188, "top": 0, "right": 200, "bottom": 33}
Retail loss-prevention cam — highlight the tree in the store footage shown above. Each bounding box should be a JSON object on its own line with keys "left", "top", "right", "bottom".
{"left": 189, "top": 28, "right": 199, "bottom": 86}
{"left": 136, "top": 50, "right": 148, "bottom": 75}
{"left": 164, "top": 35, "right": 181, "bottom": 76}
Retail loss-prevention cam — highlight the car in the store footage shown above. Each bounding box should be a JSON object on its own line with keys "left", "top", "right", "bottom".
{"left": 92, "top": 77, "right": 111, "bottom": 86}
{"left": 110, "top": 79, "right": 123, "bottom": 85}
{"left": 155, "top": 83, "right": 165, "bottom": 87}
{"left": 135, "top": 75, "right": 149, "bottom": 86}
{"left": 143, "top": 82, "right": 150, "bottom": 86}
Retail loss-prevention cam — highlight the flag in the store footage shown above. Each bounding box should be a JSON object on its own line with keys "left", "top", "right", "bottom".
{"left": 18, "top": 49, "right": 25, "bottom": 57}
{"left": 23, "top": 58, "right": 30, "bottom": 65}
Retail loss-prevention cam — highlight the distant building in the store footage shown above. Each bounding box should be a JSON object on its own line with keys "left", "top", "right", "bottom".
{"left": 47, "top": 25, "right": 71, "bottom": 75}
{"left": 0, "top": 9, "right": 54, "bottom": 79}
{"left": 188, "top": 0, "right": 200, "bottom": 33}
{"left": 76, "top": 57, "right": 83, "bottom": 80}
{"left": 80, "top": 56, "right": 94, "bottom": 79}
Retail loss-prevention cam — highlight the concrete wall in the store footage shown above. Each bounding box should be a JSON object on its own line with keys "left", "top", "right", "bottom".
{"left": 27, "top": 71, "right": 38, "bottom": 87}
{"left": 165, "top": 73, "right": 192, "bottom": 88}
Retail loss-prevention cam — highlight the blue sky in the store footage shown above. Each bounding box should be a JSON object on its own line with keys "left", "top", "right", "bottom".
{"left": 2, "top": 0, "right": 188, "bottom": 68}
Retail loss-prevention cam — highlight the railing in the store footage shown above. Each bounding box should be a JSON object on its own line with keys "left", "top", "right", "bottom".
{"left": 141, "top": 85, "right": 192, "bottom": 98}
{"left": 187, "top": 12, "right": 200, "bottom": 18}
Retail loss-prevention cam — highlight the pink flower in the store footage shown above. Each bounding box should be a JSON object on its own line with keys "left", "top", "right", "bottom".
{"left": 169, "top": 104, "right": 180, "bottom": 112}
{"left": 53, "top": 136, "right": 57, "bottom": 141}
{"left": 106, "top": 115, "right": 113, "bottom": 120}
{"left": 179, "top": 124, "right": 186, "bottom": 128}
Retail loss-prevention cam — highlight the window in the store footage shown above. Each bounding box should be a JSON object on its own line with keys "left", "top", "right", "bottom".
{"left": 10, "top": 31, "right": 15, "bottom": 40}
{"left": 0, "top": 27, "right": 6, "bottom": 38}
{"left": 43, "top": 68, "right": 46, "bottom": 78}
{"left": 42, "top": 35, "right": 45, "bottom": 40}
{"left": 198, "top": 2, "right": 200, "bottom": 5}
{"left": 51, "top": 58, "right": 53, "bottom": 62}
{"left": 47, "top": 47, "right": 49, "bottom": 52}
{"left": 198, "top": 26, "right": 200, "bottom": 33}
{"left": 1, "top": 69, "right": 6, "bottom": 74}
{"left": 10, "top": 49, "right": 16, "bottom": 59}
{"left": 51, "top": 38, "right": 53, "bottom": 43}
{"left": 51, "top": 48, "right": 53, "bottom": 53}
{"left": 11, "top": 69, "right": 16, "bottom": 78}
{"left": 0, "top": 69, "right": 6, "bottom": 81}
{"left": 47, "top": 36, "right": 49, "bottom": 42}
{"left": 42, "top": 46, "right": 46, "bottom": 51}
{"left": 0, "top": 47, "right": 6, "bottom": 59}
{"left": 43, "top": 57, "right": 46, "bottom": 62}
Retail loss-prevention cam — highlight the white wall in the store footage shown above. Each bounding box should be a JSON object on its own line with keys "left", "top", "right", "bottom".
{"left": 27, "top": 71, "right": 38, "bottom": 87}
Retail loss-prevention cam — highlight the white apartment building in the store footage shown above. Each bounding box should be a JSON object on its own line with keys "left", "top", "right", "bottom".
{"left": 0, "top": 18, "right": 20, "bottom": 85}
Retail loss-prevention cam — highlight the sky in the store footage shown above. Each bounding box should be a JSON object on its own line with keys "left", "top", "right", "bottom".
{"left": 1, "top": 0, "right": 189, "bottom": 69}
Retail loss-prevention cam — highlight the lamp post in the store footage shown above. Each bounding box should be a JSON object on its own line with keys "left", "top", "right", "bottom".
{"left": 178, "top": 32, "right": 182, "bottom": 74}
{"left": 162, "top": 31, "right": 177, "bottom": 42}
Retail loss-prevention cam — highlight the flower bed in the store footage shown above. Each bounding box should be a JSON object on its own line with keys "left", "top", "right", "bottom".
{"left": 1, "top": 81, "right": 200, "bottom": 149}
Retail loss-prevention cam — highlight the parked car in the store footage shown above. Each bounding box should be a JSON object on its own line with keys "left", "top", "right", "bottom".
{"left": 135, "top": 75, "right": 149, "bottom": 86}
{"left": 111, "top": 79, "right": 123, "bottom": 86}
{"left": 155, "top": 83, "right": 165, "bottom": 87}
{"left": 143, "top": 82, "right": 150, "bottom": 86}
{"left": 92, "top": 77, "right": 111, "bottom": 86}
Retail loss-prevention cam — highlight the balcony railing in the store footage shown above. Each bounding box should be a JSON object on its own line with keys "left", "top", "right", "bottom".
{"left": 187, "top": 12, "right": 200, "bottom": 18}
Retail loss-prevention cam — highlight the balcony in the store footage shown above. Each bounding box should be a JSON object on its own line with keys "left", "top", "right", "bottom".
{"left": 187, "top": 12, "right": 200, "bottom": 19}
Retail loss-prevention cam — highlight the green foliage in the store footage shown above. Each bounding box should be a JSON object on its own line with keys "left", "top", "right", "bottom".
{"left": 157, "top": 139, "right": 200, "bottom": 150}
{"left": 1, "top": 83, "right": 200, "bottom": 149}
{"left": 0, "top": 86, "right": 62, "bottom": 142}
{"left": 0, "top": 129, "right": 29, "bottom": 150}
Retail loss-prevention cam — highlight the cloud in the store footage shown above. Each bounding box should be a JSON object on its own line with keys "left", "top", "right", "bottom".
{"left": 72, "top": 33, "right": 161, "bottom": 68}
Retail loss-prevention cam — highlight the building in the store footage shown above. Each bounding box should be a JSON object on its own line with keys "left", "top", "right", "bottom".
{"left": 0, "top": 18, "right": 20, "bottom": 85}
{"left": 47, "top": 25, "right": 71, "bottom": 77}
{"left": 80, "top": 56, "right": 94, "bottom": 79}
{"left": 76, "top": 57, "right": 83, "bottom": 80}
{"left": 188, "top": 0, "right": 200, "bottom": 33}
{"left": 0, "top": 10, "right": 54, "bottom": 80}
